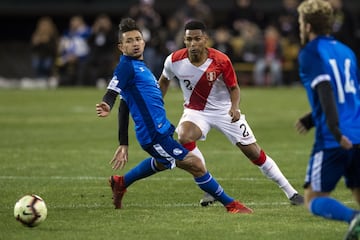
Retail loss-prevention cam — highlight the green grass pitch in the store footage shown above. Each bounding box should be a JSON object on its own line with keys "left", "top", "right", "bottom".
{"left": 0, "top": 87, "right": 355, "bottom": 240}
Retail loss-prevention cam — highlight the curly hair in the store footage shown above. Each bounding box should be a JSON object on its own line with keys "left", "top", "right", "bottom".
{"left": 297, "top": 0, "right": 333, "bottom": 35}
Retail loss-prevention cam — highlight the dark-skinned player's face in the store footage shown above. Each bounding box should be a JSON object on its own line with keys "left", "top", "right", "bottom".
{"left": 184, "top": 29, "right": 208, "bottom": 62}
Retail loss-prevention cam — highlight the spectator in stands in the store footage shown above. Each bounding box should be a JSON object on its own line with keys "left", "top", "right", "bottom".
{"left": 237, "top": 21, "right": 262, "bottom": 64}
{"left": 327, "top": 0, "right": 358, "bottom": 53}
{"left": 233, "top": 21, "right": 262, "bottom": 85}
{"left": 253, "top": 25, "right": 283, "bottom": 86}
{"left": 271, "top": 0, "right": 301, "bottom": 85}
{"left": 175, "top": 0, "right": 213, "bottom": 28}
{"left": 56, "top": 15, "right": 91, "bottom": 86}
{"left": 128, "top": 0, "right": 165, "bottom": 78}
{"left": 83, "top": 14, "right": 117, "bottom": 87}
{"left": 272, "top": 0, "right": 300, "bottom": 41}
{"left": 128, "top": 0, "right": 162, "bottom": 31}
{"left": 30, "top": 16, "right": 59, "bottom": 80}
{"left": 227, "top": 0, "right": 265, "bottom": 36}
{"left": 163, "top": 16, "right": 183, "bottom": 54}
{"left": 212, "top": 25, "right": 235, "bottom": 60}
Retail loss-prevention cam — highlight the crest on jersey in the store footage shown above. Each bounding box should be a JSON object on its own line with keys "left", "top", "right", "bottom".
{"left": 207, "top": 71, "right": 216, "bottom": 85}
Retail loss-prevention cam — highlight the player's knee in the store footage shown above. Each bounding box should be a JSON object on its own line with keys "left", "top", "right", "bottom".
{"left": 178, "top": 154, "right": 206, "bottom": 177}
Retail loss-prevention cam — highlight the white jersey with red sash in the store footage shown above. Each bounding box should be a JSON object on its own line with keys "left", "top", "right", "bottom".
{"left": 163, "top": 48, "right": 238, "bottom": 114}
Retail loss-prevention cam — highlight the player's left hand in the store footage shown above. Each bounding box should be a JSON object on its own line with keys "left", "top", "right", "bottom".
{"left": 110, "top": 145, "right": 129, "bottom": 170}
{"left": 339, "top": 135, "right": 353, "bottom": 150}
{"left": 229, "top": 109, "right": 241, "bottom": 123}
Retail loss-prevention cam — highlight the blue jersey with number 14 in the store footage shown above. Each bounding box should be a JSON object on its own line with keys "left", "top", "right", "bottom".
{"left": 298, "top": 36, "right": 360, "bottom": 150}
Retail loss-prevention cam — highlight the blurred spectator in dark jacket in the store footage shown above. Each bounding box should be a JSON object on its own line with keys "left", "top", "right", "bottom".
{"left": 271, "top": 0, "right": 299, "bottom": 42}
{"left": 128, "top": 0, "right": 162, "bottom": 32}
{"left": 128, "top": 0, "right": 166, "bottom": 78}
{"left": 82, "top": 14, "right": 117, "bottom": 87}
{"left": 212, "top": 26, "right": 235, "bottom": 60}
{"left": 236, "top": 21, "right": 262, "bottom": 64}
{"left": 56, "top": 15, "right": 91, "bottom": 86}
{"left": 175, "top": 0, "right": 213, "bottom": 28}
{"left": 271, "top": 0, "right": 301, "bottom": 85}
{"left": 253, "top": 25, "right": 283, "bottom": 86}
{"left": 227, "top": 0, "right": 265, "bottom": 35}
{"left": 31, "top": 16, "right": 58, "bottom": 80}
{"left": 328, "top": 0, "right": 358, "bottom": 53}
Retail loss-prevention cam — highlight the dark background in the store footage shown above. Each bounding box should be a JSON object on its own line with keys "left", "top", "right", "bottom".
{"left": 0, "top": 0, "right": 359, "bottom": 78}
{"left": 2, "top": 0, "right": 359, "bottom": 41}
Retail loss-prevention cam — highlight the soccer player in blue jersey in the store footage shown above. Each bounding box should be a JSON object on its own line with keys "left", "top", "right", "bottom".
{"left": 96, "top": 18, "right": 253, "bottom": 214}
{"left": 296, "top": 0, "right": 360, "bottom": 239}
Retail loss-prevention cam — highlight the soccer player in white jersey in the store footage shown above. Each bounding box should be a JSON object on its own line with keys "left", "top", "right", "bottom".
{"left": 295, "top": 0, "right": 360, "bottom": 239}
{"left": 158, "top": 20, "right": 304, "bottom": 206}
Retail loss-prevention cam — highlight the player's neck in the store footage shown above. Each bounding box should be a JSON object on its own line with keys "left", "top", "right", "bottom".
{"left": 189, "top": 49, "right": 208, "bottom": 67}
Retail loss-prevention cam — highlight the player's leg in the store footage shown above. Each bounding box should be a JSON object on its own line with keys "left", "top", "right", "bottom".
{"left": 306, "top": 187, "right": 359, "bottom": 225}
{"left": 218, "top": 113, "right": 303, "bottom": 204}
{"left": 238, "top": 142, "right": 303, "bottom": 204}
{"left": 176, "top": 111, "right": 216, "bottom": 206}
{"left": 177, "top": 117, "right": 206, "bottom": 165}
{"left": 305, "top": 148, "right": 359, "bottom": 223}
{"left": 352, "top": 188, "right": 360, "bottom": 205}
{"left": 176, "top": 152, "right": 253, "bottom": 214}
{"left": 344, "top": 148, "right": 360, "bottom": 239}
{"left": 109, "top": 157, "right": 166, "bottom": 209}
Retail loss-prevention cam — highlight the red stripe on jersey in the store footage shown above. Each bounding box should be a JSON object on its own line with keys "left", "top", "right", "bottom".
{"left": 185, "top": 60, "right": 218, "bottom": 110}
{"left": 184, "top": 48, "right": 238, "bottom": 110}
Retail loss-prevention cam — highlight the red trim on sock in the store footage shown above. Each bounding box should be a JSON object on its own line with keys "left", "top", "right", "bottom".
{"left": 251, "top": 150, "right": 266, "bottom": 166}
{"left": 182, "top": 142, "right": 196, "bottom": 151}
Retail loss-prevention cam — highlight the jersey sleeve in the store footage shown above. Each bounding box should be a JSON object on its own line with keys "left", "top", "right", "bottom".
{"left": 300, "top": 48, "right": 330, "bottom": 89}
{"left": 221, "top": 56, "right": 238, "bottom": 87}
{"left": 162, "top": 54, "right": 175, "bottom": 81}
{"left": 107, "top": 60, "right": 135, "bottom": 93}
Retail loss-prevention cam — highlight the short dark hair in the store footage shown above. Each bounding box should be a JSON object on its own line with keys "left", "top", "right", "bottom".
{"left": 184, "top": 20, "right": 207, "bottom": 32}
{"left": 118, "top": 18, "right": 141, "bottom": 40}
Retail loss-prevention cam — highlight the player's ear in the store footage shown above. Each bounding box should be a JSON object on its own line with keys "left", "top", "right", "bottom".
{"left": 118, "top": 42, "right": 123, "bottom": 52}
{"left": 305, "top": 23, "right": 312, "bottom": 34}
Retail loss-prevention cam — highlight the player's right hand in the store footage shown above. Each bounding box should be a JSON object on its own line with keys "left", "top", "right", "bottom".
{"left": 96, "top": 102, "right": 110, "bottom": 117}
{"left": 295, "top": 119, "right": 308, "bottom": 134}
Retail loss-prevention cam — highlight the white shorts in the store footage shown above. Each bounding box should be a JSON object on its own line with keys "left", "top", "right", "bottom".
{"left": 176, "top": 108, "right": 257, "bottom": 145}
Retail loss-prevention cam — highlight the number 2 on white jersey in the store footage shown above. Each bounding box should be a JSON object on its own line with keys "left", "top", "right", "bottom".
{"left": 329, "top": 58, "right": 356, "bottom": 103}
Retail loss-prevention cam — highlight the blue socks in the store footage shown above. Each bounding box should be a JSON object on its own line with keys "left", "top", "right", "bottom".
{"left": 123, "top": 160, "right": 234, "bottom": 206}
{"left": 310, "top": 196, "right": 357, "bottom": 223}
{"left": 123, "top": 157, "right": 160, "bottom": 188}
{"left": 195, "top": 172, "right": 234, "bottom": 206}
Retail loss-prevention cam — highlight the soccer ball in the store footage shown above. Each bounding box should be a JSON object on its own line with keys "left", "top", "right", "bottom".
{"left": 14, "top": 194, "right": 47, "bottom": 227}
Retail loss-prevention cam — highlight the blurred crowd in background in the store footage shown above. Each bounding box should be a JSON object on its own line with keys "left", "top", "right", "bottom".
{"left": 1, "top": 0, "right": 359, "bottom": 88}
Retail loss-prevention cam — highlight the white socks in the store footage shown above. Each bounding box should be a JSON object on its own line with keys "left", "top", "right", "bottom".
{"left": 259, "top": 155, "right": 298, "bottom": 199}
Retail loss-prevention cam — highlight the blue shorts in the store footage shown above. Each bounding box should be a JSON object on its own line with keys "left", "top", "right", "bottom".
{"left": 142, "top": 135, "right": 189, "bottom": 169}
{"left": 304, "top": 147, "right": 360, "bottom": 192}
